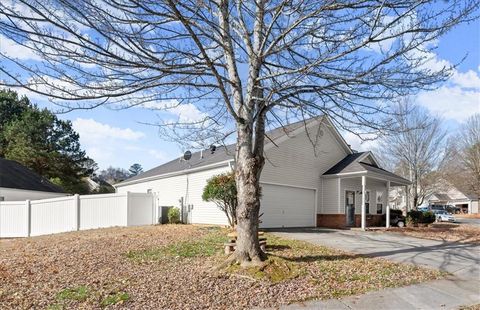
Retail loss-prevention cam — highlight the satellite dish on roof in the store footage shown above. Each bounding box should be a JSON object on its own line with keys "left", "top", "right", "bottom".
{"left": 209, "top": 144, "right": 216, "bottom": 154}
{"left": 183, "top": 150, "right": 192, "bottom": 161}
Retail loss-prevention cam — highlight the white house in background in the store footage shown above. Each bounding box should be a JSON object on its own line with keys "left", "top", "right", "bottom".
{"left": 0, "top": 158, "right": 67, "bottom": 201}
{"left": 115, "top": 116, "right": 411, "bottom": 229}
{"left": 429, "top": 187, "right": 479, "bottom": 214}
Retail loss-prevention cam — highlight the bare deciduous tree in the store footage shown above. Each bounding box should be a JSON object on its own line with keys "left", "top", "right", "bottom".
{"left": 443, "top": 114, "right": 480, "bottom": 196}
{"left": 0, "top": 0, "right": 477, "bottom": 265}
{"left": 377, "top": 103, "right": 448, "bottom": 208}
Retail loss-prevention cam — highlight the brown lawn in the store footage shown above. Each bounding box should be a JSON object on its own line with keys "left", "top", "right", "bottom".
{"left": 387, "top": 224, "right": 480, "bottom": 244}
{"left": 0, "top": 225, "right": 444, "bottom": 309}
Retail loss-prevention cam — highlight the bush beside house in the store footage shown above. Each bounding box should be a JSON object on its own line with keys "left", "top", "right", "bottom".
{"left": 168, "top": 208, "right": 181, "bottom": 224}
{"left": 407, "top": 210, "right": 436, "bottom": 226}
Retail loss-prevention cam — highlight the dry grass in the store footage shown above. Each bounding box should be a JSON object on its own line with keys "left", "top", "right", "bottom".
{"left": 459, "top": 304, "right": 480, "bottom": 310}
{"left": 0, "top": 225, "right": 444, "bottom": 309}
{"left": 387, "top": 225, "right": 480, "bottom": 244}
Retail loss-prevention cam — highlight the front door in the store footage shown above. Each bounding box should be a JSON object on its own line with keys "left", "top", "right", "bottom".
{"left": 345, "top": 190, "right": 355, "bottom": 226}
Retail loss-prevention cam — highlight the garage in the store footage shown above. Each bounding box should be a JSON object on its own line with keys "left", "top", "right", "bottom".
{"left": 259, "top": 183, "right": 316, "bottom": 228}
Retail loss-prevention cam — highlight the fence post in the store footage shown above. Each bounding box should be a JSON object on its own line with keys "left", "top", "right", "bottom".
{"left": 74, "top": 194, "right": 80, "bottom": 231}
{"left": 26, "top": 199, "right": 31, "bottom": 237}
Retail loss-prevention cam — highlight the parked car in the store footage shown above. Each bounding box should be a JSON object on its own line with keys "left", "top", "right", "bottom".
{"left": 418, "top": 206, "right": 429, "bottom": 212}
{"left": 429, "top": 204, "right": 461, "bottom": 214}
{"left": 383, "top": 212, "right": 406, "bottom": 227}
{"left": 432, "top": 210, "right": 456, "bottom": 222}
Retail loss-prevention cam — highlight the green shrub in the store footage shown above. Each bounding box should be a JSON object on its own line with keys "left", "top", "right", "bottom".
{"left": 406, "top": 210, "right": 423, "bottom": 225}
{"left": 202, "top": 172, "right": 237, "bottom": 227}
{"left": 168, "top": 207, "right": 181, "bottom": 224}
{"left": 407, "top": 210, "right": 435, "bottom": 225}
{"left": 421, "top": 211, "right": 436, "bottom": 224}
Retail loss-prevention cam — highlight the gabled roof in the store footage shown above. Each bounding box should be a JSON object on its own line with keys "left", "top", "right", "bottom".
{"left": 0, "top": 158, "right": 64, "bottom": 193}
{"left": 322, "top": 152, "right": 367, "bottom": 175}
{"left": 432, "top": 193, "right": 451, "bottom": 201}
{"left": 118, "top": 116, "right": 350, "bottom": 187}
{"left": 323, "top": 152, "right": 411, "bottom": 185}
{"left": 123, "top": 144, "right": 236, "bottom": 184}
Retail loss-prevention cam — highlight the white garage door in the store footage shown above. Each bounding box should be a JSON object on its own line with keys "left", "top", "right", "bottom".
{"left": 260, "top": 183, "right": 316, "bottom": 228}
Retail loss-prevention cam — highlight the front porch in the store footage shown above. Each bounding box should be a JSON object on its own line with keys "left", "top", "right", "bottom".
{"left": 320, "top": 152, "right": 411, "bottom": 230}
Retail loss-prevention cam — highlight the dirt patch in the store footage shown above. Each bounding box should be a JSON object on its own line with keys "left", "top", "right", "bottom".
{"left": 0, "top": 225, "right": 443, "bottom": 309}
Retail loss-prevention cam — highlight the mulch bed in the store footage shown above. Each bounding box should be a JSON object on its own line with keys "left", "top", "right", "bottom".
{"left": 0, "top": 225, "right": 443, "bottom": 309}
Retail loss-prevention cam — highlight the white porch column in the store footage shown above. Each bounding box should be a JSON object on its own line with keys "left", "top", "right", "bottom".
{"left": 386, "top": 181, "right": 391, "bottom": 228}
{"left": 405, "top": 185, "right": 409, "bottom": 213}
{"left": 361, "top": 175, "right": 366, "bottom": 230}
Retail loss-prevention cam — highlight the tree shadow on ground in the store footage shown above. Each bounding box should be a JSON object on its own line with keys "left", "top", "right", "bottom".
{"left": 266, "top": 244, "right": 291, "bottom": 251}
{"left": 273, "top": 253, "right": 361, "bottom": 263}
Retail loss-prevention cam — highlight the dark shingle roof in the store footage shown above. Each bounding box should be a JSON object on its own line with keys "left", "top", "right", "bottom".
{"left": 323, "top": 152, "right": 410, "bottom": 184}
{"left": 322, "top": 152, "right": 366, "bottom": 175}
{"left": 119, "top": 117, "right": 325, "bottom": 185}
{"left": 0, "top": 158, "right": 64, "bottom": 193}
{"left": 359, "top": 163, "right": 411, "bottom": 183}
{"left": 123, "top": 144, "right": 236, "bottom": 183}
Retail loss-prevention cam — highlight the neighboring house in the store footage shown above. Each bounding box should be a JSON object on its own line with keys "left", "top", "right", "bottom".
{"left": 0, "top": 158, "right": 67, "bottom": 201}
{"left": 429, "top": 187, "right": 479, "bottom": 214}
{"left": 389, "top": 187, "right": 408, "bottom": 212}
{"left": 84, "top": 177, "right": 101, "bottom": 192}
{"left": 115, "top": 117, "right": 410, "bottom": 229}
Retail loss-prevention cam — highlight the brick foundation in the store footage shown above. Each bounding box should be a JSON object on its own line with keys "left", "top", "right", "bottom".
{"left": 317, "top": 214, "right": 384, "bottom": 229}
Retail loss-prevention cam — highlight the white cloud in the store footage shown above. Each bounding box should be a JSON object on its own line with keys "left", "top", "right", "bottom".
{"left": 171, "top": 103, "right": 205, "bottom": 122}
{"left": 0, "top": 35, "right": 42, "bottom": 61}
{"left": 409, "top": 43, "right": 480, "bottom": 123}
{"left": 417, "top": 86, "right": 480, "bottom": 122}
{"left": 451, "top": 70, "right": 480, "bottom": 89}
{"left": 138, "top": 100, "right": 206, "bottom": 123}
{"left": 71, "top": 118, "right": 172, "bottom": 170}
{"left": 73, "top": 118, "right": 145, "bottom": 142}
{"left": 342, "top": 131, "right": 380, "bottom": 152}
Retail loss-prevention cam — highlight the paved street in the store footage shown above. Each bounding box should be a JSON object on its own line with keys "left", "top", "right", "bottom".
{"left": 271, "top": 228, "right": 480, "bottom": 310}
{"left": 456, "top": 217, "right": 480, "bottom": 227}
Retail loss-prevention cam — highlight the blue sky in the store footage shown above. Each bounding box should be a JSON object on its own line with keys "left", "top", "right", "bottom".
{"left": 1, "top": 9, "right": 479, "bottom": 172}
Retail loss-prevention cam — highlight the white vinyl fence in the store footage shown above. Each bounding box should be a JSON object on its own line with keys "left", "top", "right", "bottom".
{"left": 0, "top": 192, "right": 154, "bottom": 238}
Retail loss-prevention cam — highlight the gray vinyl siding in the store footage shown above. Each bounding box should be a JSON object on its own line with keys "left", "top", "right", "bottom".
{"left": 322, "top": 178, "right": 340, "bottom": 213}
{"left": 261, "top": 121, "right": 348, "bottom": 215}
{"left": 340, "top": 178, "right": 387, "bottom": 215}
{"left": 117, "top": 165, "right": 232, "bottom": 225}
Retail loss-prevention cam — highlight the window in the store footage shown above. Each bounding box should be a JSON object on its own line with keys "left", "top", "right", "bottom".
{"left": 376, "top": 191, "right": 384, "bottom": 214}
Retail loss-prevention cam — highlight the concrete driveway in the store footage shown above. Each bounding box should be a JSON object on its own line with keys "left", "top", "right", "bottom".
{"left": 273, "top": 228, "right": 479, "bottom": 279}
{"left": 271, "top": 228, "right": 480, "bottom": 310}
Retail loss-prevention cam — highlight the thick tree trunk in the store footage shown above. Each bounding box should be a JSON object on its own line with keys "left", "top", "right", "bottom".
{"left": 234, "top": 122, "right": 266, "bottom": 266}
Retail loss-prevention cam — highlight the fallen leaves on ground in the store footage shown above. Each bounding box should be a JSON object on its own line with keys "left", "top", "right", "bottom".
{"left": 387, "top": 225, "right": 480, "bottom": 244}
{"left": 0, "top": 225, "right": 443, "bottom": 309}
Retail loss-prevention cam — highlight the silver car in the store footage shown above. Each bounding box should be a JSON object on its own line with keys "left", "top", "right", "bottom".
{"left": 433, "top": 210, "right": 455, "bottom": 222}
